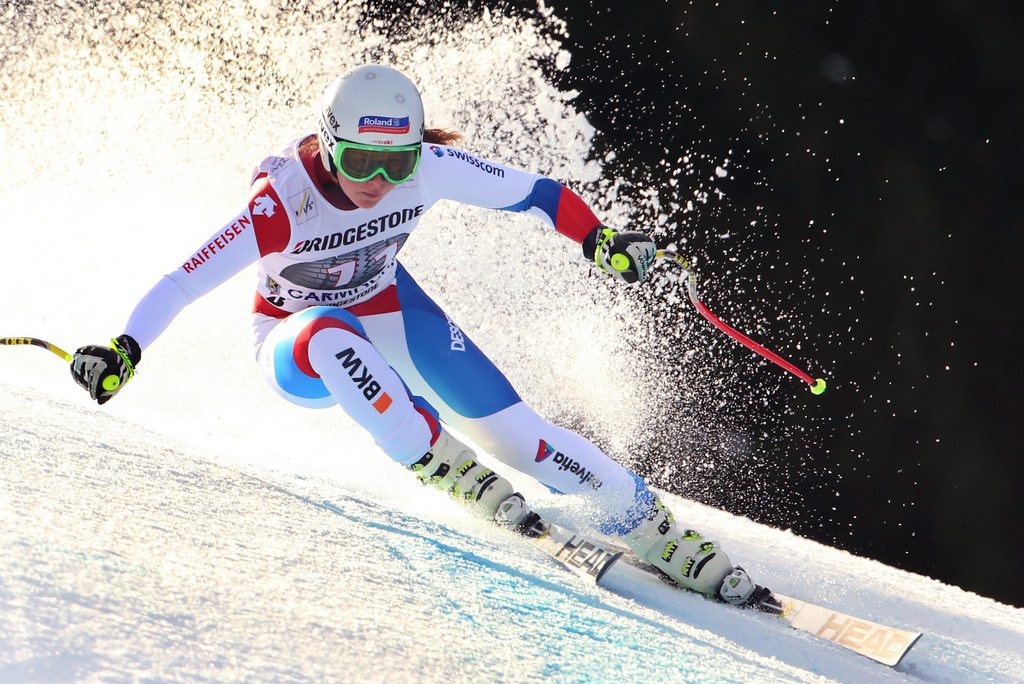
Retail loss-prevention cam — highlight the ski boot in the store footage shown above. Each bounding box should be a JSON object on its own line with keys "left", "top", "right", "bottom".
{"left": 721, "top": 566, "right": 783, "bottom": 613}
{"left": 493, "top": 492, "right": 546, "bottom": 536}
{"left": 408, "top": 427, "right": 518, "bottom": 518}
{"left": 623, "top": 496, "right": 776, "bottom": 610}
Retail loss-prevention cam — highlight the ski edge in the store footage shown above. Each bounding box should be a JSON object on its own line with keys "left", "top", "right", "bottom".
{"left": 526, "top": 518, "right": 923, "bottom": 668}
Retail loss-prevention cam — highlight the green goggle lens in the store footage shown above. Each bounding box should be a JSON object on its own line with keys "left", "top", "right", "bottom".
{"left": 333, "top": 141, "right": 421, "bottom": 184}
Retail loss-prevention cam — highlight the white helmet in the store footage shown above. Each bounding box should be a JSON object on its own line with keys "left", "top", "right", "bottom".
{"left": 318, "top": 64, "right": 425, "bottom": 173}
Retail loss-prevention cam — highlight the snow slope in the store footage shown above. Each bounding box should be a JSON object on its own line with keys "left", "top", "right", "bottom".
{"left": 2, "top": 385, "right": 1022, "bottom": 683}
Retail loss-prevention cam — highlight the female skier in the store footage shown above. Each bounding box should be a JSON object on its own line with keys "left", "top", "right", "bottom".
{"left": 70, "top": 64, "right": 760, "bottom": 606}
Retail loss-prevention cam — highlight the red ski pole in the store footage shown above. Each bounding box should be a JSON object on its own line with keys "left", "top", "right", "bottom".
{"left": 656, "top": 249, "right": 827, "bottom": 395}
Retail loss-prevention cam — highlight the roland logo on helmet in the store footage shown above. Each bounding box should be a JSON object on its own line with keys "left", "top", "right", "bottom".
{"left": 358, "top": 115, "right": 411, "bottom": 134}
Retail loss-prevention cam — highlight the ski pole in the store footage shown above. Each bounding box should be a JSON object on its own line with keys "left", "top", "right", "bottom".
{"left": 655, "top": 249, "right": 827, "bottom": 395}
{"left": 0, "top": 337, "right": 73, "bottom": 362}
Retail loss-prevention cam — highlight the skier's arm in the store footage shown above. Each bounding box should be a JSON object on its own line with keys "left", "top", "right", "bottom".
{"left": 122, "top": 218, "right": 257, "bottom": 350}
{"left": 419, "top": 145, "right": 655, "bottom": 283}
{"left": 71, "top": 176, "right": 292, "bottom": 404}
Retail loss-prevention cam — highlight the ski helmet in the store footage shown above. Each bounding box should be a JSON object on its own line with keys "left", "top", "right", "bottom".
{"left": 318, "top": 64, "right": 425, "bottom": 173}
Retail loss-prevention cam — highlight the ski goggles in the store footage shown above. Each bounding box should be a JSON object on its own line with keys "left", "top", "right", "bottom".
{"left": 332, "top": 140, "right": 421, "bottom": 184}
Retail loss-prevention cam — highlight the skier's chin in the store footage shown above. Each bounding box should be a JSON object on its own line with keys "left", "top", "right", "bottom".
{"left": 351, "top": 192, "right": 386, "bottom": 209}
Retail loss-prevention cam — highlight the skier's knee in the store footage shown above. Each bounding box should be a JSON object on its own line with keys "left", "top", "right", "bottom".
{"left": 261, "top": 307, "right": 374, "bottom": 409}
{"left": 291, "top": 307, "right": 370, "bottom": 376}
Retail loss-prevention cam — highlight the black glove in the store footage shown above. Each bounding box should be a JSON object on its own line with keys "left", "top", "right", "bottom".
{"left": 70, "top": 334, "right": 142, "bottom": 405}
{"left": 583, "top": 226, "right": 656, "bottom": 284}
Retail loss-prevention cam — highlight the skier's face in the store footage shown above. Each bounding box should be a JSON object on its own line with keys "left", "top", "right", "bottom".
{"left": 335, "top": 171, "right": 396, "bottom": 209}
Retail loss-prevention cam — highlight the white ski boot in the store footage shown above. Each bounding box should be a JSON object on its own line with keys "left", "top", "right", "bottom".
{"left": 493, "top": 492, "right": 545, "bottom": 535}
{"left": 408, "top": 428, "right": 517, "bottom": 518}
{"left": 719, "top": 566, "right": 758, "bottom": 604}
{"left": 623, "top": 497, "right": 759, "bottom": 606}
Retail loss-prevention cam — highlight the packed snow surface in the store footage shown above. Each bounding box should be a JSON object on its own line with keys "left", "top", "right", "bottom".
{"left": 1, "top": 386, "right": 1022, "bottom": 683}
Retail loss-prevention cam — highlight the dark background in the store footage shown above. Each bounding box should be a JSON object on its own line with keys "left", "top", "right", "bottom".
{"left": 368, "top": 1, "right": 1024, "bottom": 605}
{"left": 545, "top": 0, "right": 1024, "bottom": 606}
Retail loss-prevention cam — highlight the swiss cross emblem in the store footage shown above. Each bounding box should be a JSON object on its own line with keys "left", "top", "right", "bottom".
{"left": 253, "top": 195, "right": 277, "bottom": 217}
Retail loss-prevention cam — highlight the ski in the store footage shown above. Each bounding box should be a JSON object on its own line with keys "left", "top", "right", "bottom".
{"left": 770, "top": 591, "right": 922, "bottom": 667}
{"left": 524, "top": 517, "right": 922, "bottom": 668}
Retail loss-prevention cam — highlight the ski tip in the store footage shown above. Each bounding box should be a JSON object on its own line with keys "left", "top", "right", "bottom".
{"left": 890, "top": 631, "right": 924, "bottom": 668}
{"left": 594, "top": 551, "right": 624, "bottom": 584}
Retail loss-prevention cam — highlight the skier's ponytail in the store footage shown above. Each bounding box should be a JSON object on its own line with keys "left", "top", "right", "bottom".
{"left": 423, "top": 128, "right": 463, "bottom": 146}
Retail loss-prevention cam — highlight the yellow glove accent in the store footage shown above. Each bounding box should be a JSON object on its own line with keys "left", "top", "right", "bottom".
{"left": 594, "top": 228, "right": 617, "bottom": 273}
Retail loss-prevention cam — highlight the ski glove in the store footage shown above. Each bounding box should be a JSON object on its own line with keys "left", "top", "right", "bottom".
{"left": 71, "top": 334, "right": 142, "bottom": 405}
{"left": 583, "top": 226, "right": 656, "bottom": 284}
